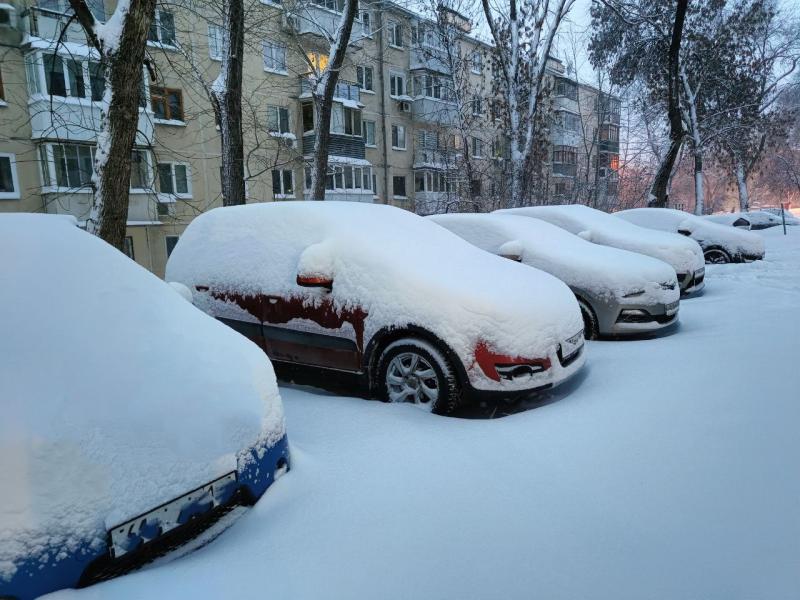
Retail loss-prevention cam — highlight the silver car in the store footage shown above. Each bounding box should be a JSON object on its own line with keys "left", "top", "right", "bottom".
{"left": 430, "top": 213, "right": 681, "bottom": 339}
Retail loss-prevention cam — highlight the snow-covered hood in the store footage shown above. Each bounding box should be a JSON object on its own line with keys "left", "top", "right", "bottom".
{"left": 499, "top": 205, "right": 704, "bottom": 275}
{"left": 430, "top": 213, "right": 679, "bottom": 306}
{"left": 0, "top": 215, "right": 285, "bottom": 582}
{"left": 166, "top": 202, "right": 584, "bottom": 361}
{"left": 617, "top": 208, "right": 765, "bottom": 258}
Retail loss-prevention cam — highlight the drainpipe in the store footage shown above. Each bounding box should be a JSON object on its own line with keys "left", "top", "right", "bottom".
{"left": 376, "top": 6, "right": 390, "bottom": 204}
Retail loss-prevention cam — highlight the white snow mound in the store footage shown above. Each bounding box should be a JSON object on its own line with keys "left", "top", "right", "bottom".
{"left": 0, "top": 214, "right": 285, "bottom": 581}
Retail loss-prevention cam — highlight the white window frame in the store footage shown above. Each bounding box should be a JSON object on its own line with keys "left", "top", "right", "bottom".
{"left": 305, "top": 165, "right": 373, "bottom": 193}
{"left": 470, "top": 51, "right": 482, "bottom": 74}
{"left": 262, "top": 40, "right": 287, "bottom": 74}
{"left": 361, "top": 11, "right": 372, "bottom": 36}
{"left": 363, "top": 120, "right": 376, "bottom": 147}
{"left": 208, "top": 24, "right": 223, "bottom": 61}
{"left": 148, "top": 9, "right": 177, "bottom": 49}
{"left": 388, "top": 21, "right": 403, "bottom": 48}
{"left": 389, "top": 72, "right": 406, "bottom": 98}
{"left": 129, "top": 149, "right": 152, "bottom": 192}
{"left": 39, "top": 143, "right": 95, "bottom": 192}
{"left": 157, "top": 161, "right": 192, "bottom": 200}
{"left": 267, "top": 105, "right": 291, "bottom": 134}
{"left": 471, "top": 137, "right": 484, "bottom": 158}
{"left": 472, "top": 96, "right": 482, "bottom": 116}
{"left": 391, "top": 124, "right": 406, "bottom": 150}
{"left": 356, "top": 65, "right": 374, "bottom": 92}
{"left": 272, "top": 168, "right": 295, "bottom": 198}
{"left": 0, "top": 152, "right": 21, "bottom": 199}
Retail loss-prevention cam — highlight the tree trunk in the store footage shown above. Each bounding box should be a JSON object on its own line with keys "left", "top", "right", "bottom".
{"left": 70, "top": 0, "right": 157, "bottom": 251}
{"left": 693, "top": 153, "right": 704, "bottom": 215}
{"left": 648, "top": 0, "right": 688, "bottom": 207}
{"left": 309, "top": 0, "right": 359, "bottom": 201}
{"left": 735, "top": 159, "right": 750, "bottom": 211}
{"left": 212, "top": 0, "right": 246, "bottom": 207}
{"left": 509, "top": 157, "right": 524, "bottom": 209}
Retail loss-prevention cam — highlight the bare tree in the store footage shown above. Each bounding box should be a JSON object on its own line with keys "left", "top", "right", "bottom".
{"left": 481, "top": 0, "right": 576, "bottom": 208}
{"left": 67, "top": 0, "right": 157, "bottom": 250}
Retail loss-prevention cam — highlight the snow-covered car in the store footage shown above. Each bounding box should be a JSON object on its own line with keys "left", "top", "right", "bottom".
{"left": 498, "top": 204, "right": 706, "bottom": 295}
{"left": 430, "top": 213, "right": 680, "bottom": 338}
{"left": 0, "top": 215, "right": 289, "bottom": 600}
{"left": 705, "top": 210, "right": 792, "bottom": 230}
{"left": 616, "top": 207, "right": 765, "bottom": 264}
{"left": 166, "top": 202, "right": 587, "bottom": 414}
{"left": 759, "top": 207, "right": 800, "bottom": 225}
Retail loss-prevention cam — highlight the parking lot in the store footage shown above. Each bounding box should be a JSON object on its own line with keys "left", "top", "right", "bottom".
{"left": 51, "top": 228, "right": 800, "bottom": 600}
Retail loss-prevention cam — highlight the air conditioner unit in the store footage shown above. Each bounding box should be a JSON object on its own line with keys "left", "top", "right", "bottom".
{"left": 398, "top": 101, "right": 411, "bottom": 113}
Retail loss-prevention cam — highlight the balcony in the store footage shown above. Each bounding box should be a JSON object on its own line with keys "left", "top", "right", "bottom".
{"left": 29, "top": 95, "right": 153, "bottom": 145}
{"left": 299, "top": 78, "right": 361, "bottom": 104}
{"left": 285, "top": 5, "right": 365, "bottom": 41}
{"left": 599, "top": 140, "right": 620, "bottom": 153}
{"left": 552, "top": 163, "right": 577, "bottom": 177}
{"left": 302, "top": 133, "right": 365, "bottom": 159}
{"left": 413, "top": 149, "right": 461, "bottom": 169}
{"left": 411, "top": 98, "right": 459, "bottom": 126}
{"left": 43, "top": 190, "right": 161, "bottom": 223}
{"left": 23, "top": 6, "right": 91, "bottom": 44}
{"left": 410, "top": 46, "right": 451, "bottom": 75}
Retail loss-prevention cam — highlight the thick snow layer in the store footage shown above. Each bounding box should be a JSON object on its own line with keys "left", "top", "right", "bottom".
{"left": 429, "top": 213, "right": 679, "bottom": 305}
{"left": 499, "top": 205, "right": 705, "bottom": 275}
{"left": 166, "top": 202, "right": 584, "bottom": 369}
{"left": 706, "top": 210, "right": 794, "bottom": 228}
{"left": 56, "top": 228, "right": 800, "bottom": 600}
{"left": 0, "top": 215, "right": 284, "bottom": 581}
{"left": 616, "top": 208, "right": 765, "bottom": 257}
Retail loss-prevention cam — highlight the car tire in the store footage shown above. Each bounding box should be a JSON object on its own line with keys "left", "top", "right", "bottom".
{"left": 578, "top": 299, "right": 599, "bottom": 340}
{"left": 376, "top": 338, "right": 462, "bottom": 415}
{"left": 704, "top": 248, "right": 731, "bottom": 264}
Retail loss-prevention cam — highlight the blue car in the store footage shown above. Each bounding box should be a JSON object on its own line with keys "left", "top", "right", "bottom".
{"left": 0, "top": 215, "right": 289, "bottom": 600}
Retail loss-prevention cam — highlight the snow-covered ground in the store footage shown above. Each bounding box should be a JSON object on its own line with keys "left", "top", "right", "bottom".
{"left": 50, "top": 228, "right": 800, "bottom": 600}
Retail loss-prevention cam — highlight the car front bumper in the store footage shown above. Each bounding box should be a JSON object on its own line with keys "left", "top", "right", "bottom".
{"left": 607, "top": 300, "right": 680, "bottom": 335}
{"left": 1, "top": 434, "right": 290, "bottom": 600}
{"left": 677, "top": 267, "right": 705, "bottom": 295}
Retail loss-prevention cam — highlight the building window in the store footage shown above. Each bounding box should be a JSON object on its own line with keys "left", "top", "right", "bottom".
{"left": 0, "top": 153, "right": 20, "bottom": 199}
{"left": 356, "top": 65, "right": 374, "bottom": 92}
{"left": 344, "top": 107, "right": 361, "bottom": 136}
{"left": 263, "top": 40, "right": 287, "bottom": 73}
{"left": 393, "top": 175, "right": 406, "bottom": 198}
{"left": 40, "top": 54, "right": 105, "bottom": 101}
{"left": 388, "top": 21, "right": 403, "bottom": 47}
{"left": 415, "top": 74, "right": 454, "bottom": 101}
{"left": 471, "top": 137, "right": 484, "bottom": 158}
{"left": 415, "top": 171, "right": 452, "bottom": 193}
{"left": 165, "top": 235, "right": 179, "bottom": 257}
{"left": 361, "top": 11, "right": 372, "bottom": 35}
{"left": 130, "top": 149, "right": 150, "bottom": 190}
{"left": 599, "top": 124, "right": 619, "bottom": 142}
{"left": 150, "top": 87, "right": 184, "bottom": 122}
{"left": 123, "top": 236, "right": 135, "bottom": 260}
{"left": 389, "top": 73, "right": 406, "bottom": 97}
{"left": 554, "top": 77, "right": 578, "bottom": 100}
{"left": 267, "top": 105, "right": 290, "bottom": 134}
{"left": 306, "top": 165, "right": 373, "bottom": 192}
{"left": 49, "top": 143, "right": 95, "bottom": 188}
{"left": 208, "top": 24, "right": 223, "bottom": 61}
{"left": 363, "top": 120, "right": 376, "bottom": 146}
{"left": 307, "top": 51, "right": 329, "bottom": 72}
{"left": 391, "top": 124, "right": 406, "bottom": 150}
{"left": 302, "top": 103, "right": 314, "bottom": 132}
{"left": 471, "top": 96, "right": 483, "bottom": 116}
{"left": 553, "top": 145, "right": 577, "bottom": 164}
{"left": 148, "top": 10, "right": 176, "bottom": 46}
{"left": 559, "top": 111, "right": 580, "bottom": 132}
{"left": 157, "top": 162, "right": 191, "bottom": 197}
{"left": 0, "top": 66, "right": 5, "bottom": 102}
{"left": 471, "top": 51, "right": 482, "bottom": 74}
{"left": 554, "top": 179, "right": 573, "bottom": 198}
{"left": 272, "top": 169, "right": 294, "bottom": 197}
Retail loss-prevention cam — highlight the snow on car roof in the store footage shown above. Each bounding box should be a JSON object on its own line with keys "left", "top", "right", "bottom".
{"left": 166, "top": 201, "right": 584, "bottom": 360}
{"left": 617, "top": 208, "right": 765, "bottom": 257}
{"left": 706, "top": 211, "right": 787, "bottom": 226}
{"left": 429, "top": 213, "right": 678, "bottom": 303}
{"left": 0, "top": 215, "right": 285, "bottom": 581}
{"left": 498, "top": 204, "right": 704, "bottom": 274}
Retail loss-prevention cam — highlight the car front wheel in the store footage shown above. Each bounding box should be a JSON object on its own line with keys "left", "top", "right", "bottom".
{"left": 704, "top": 248, "right": 731, "bottom": 264}
{"left": 377, "top": 339, "right": 461, "bottom": 415}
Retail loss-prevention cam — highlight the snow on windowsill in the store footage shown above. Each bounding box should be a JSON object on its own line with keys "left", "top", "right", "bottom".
{"left": 360, "top": 89, "right": 376, "bottom": 95}
{"left": 390, "top": 94, "right": 413, "bottom": 102}
{"left": 147, "top": 40, "right": 179, "bottom": 51}
{"left": 154, "top": 118, "right": 186, "bottom": 127}
{"left": 274, "top": 194, "right": 296, "bottom": 200}
{"left": 158, "top": 193, "right": 191, "bottom": 203}
{"left": 24, "top": 36, "right": 101, "bottom": 59}
{"left": 388, "top": 44, "right": 404, "bottom": 50}
{"left": 264, "top": 67, "right": 289, "bottom": 76}
{"left": 270, "top": 131, "right": 297, "bottom": 140}
{"left": 337, "top": 98, "right": 364, "bottom": 109}
{"left": 0, "top": 193, "right": 20, "bottom": 201}
{"left": 0, "top": 100, "right": 7, "bottom": 107}
{"left": 327, "top": 156, "right": 372, "bottom": 167}
{"left": 392, "top": 146, "right": 407, "bottom": 151}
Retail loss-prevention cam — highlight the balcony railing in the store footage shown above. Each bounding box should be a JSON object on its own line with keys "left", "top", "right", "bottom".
{"left": 411, "top": 98, "right": 459, "bottom": 125}
{"left": 302, "top": 133, "right": 365, "bottom": 159}
{"left": 410, "top": 46, "right": 451, "bottom": 75}
{"left": 599, "top": 140, "right": 620, "bottom": 153}
{"left": 553, "top": 163, "right": 577, "bottom": 177}
{"left": 24, "top": 6, "right": 89, "bottom": 44}
{"left": 299, "top": 78, "right": 361, "bottom": 103}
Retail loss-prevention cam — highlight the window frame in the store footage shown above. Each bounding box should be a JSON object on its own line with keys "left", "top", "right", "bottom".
{"left": 208, "top": 24, "right": 223, "bottom": 61}
{"left": 129, "top": 148, "right": 152, "bottom": 192}
{"left": 470, "top": 51, "right": 482, "bottom": 74}
{"left": 271, "top": 168, "right": 295, "bottom": 198}
{"left": 149, "top": 86, "right": 184, "bottom": 123}
{"left": 267, "top": 105, "right": 291, "bottom": 134}
{"left": 389, "top": 72, "right": 407, "bottom": 98}
{"left": 392, "top": 174, "right": 407, "bottom": 198}
{"left": 363, "top": 120, "right": 376, "bottom": 147}
{"left": 262, "top": 40, "right": 288, "bottom": 74}
{"left": 42, "top": 143, "right": 95, "bottom": 191}
{"left": 0, "top": 66, "right": 6, "bottom": 104}
{"left": 156, "top": 161, "right": 192, "bottom": 199}
{"left": 388, "top": 21, "right": 403, "bottom": 48}
{"left": 148, "top": 9, "right": 177, "bottom": 48}
{"left": 0, "top": 152, "right": 21, "bottom": 199}
{"left": 356, "top": 65, "right": 374, "bottom": 92}
{"left": 391, "top": 124, "right": 406, "bottom": 150}
{"left": 165, "top": 235, "right": 180, "bottom": 257}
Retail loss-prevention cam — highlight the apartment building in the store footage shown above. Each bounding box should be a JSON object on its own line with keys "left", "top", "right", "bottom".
{"left": 0, "top": 0, "right": 616, "bottom": 278}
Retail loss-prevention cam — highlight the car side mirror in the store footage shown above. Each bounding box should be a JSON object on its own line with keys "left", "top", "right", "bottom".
{"left": 296, "top": 274, "right": 333, "bottom": 290}
{"left": 498, "top": 240, "right": 523, "bottom": 262}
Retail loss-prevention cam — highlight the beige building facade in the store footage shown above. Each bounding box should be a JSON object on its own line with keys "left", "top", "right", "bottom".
{"left": 0, "top": 0, "right": 617, "bottom": 277}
